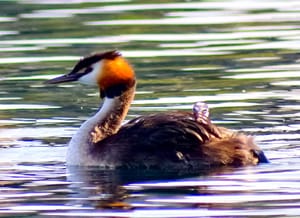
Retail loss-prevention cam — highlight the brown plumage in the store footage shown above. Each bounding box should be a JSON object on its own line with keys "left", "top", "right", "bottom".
{"left": 45, "top": 50, "right": 268, "bottom": 169}
{"left": 91, "top": 111, "right": 266, "bottom": 169}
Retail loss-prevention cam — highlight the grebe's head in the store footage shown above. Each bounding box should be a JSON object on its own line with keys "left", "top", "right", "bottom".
{"left": 193, "top": 101, "right": 209, "bottom": 123}
{"left": 46, "top": 50, "right": 136, "bottom": 98}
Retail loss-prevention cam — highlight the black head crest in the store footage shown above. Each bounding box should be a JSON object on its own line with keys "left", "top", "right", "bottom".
{"left": 70, "top": 50, "right": 121, "bottom": 74}
{"left": 45, "top": 50, "right": 122, "bottom": 84}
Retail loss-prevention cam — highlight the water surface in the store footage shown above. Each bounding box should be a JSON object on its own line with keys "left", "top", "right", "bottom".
{"left": 0, "top": 0, "right": 300, "bottom": 217}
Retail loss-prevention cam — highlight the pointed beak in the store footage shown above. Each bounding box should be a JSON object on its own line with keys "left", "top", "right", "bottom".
{"left": 45, "top": 72, "right": 81, "bottom": 84}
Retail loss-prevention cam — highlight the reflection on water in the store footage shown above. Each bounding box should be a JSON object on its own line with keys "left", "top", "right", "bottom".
{"left": 0, "top": 0, "right": 300, "bottom": 217}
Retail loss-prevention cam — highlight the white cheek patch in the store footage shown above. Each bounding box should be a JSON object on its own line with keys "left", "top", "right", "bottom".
{"left": 78, "top": 61, "right": 102, "bottom": 86}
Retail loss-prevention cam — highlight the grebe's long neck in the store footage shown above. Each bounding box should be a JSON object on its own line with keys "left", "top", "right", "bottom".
{"left": 66, "top": 83, "right": 136, "bottom": 165}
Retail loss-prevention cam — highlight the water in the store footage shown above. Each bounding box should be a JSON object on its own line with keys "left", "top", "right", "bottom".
{"left": 0, "top": 0, "right": 300, "bottom": 217}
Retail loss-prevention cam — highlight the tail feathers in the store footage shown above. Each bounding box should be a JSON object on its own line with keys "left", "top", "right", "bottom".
{"left": 252, "top": 150, "right": 269, "bottom": 163}
{"left": 235, "top": 134, "right": 269, "bottom": 164}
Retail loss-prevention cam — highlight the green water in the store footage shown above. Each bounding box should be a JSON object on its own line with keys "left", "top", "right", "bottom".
{"left": 0, "top": 0, "right": 300, "bottom": 217}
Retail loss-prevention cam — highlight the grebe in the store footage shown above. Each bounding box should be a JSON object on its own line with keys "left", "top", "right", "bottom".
{"left": 46, "top": 50, "right": 268, "bottom": 169}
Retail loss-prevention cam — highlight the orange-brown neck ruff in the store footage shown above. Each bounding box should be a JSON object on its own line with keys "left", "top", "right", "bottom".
{"left": 99, "top": 56, "right": 136, "bottom": 98}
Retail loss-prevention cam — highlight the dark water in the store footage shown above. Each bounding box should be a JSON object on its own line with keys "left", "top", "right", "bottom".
{"left": 0, "top": 0, "right": 300, "bottom": 217}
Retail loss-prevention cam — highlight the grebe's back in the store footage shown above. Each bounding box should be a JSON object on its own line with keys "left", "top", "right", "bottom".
{"left": 91, "top": 110, "right": 268, "bottom": 169}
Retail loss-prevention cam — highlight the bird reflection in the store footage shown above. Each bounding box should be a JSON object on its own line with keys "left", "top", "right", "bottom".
{"left": 66, "top": 166, "right": 236, "bottom": 210}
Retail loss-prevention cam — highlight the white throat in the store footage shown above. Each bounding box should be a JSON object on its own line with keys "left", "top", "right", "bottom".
{"left": 66, "top": 97, "right": 116, "bottom": 165}
{"left": 78, "top": 61, "right": 102, "bottom": 86}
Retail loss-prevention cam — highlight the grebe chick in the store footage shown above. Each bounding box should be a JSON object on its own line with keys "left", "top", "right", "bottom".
{"left": 193, "top": 101, "right": 210, "bottom": 124}
{"left": 46, "top": 50, "right": 268, "bottom": 169}
{"left": 193, "top": 101, "right": 221, "bottom": 139}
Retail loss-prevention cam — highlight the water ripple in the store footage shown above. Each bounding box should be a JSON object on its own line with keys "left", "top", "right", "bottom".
{"left": 86, "top": 12, "right": 300, "bottom": 25}
{"left": 0, "top": 104, "right": 60, "bottom": 110}
{"left": 1, "top": 0, "right": 300, "bottom": 217}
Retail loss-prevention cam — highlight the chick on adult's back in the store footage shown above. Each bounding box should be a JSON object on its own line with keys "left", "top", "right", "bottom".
{"left": 46, "top": 50, "right": 268, "bottom": 169}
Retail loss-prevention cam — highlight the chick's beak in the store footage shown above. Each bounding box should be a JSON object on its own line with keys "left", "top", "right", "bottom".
{"left": 45, "top": 72, "right": 81, "bottom": 84}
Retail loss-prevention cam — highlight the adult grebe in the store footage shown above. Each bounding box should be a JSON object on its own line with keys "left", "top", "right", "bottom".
{"left": 46, "top": 50, "right": 268, "bottom": 169}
